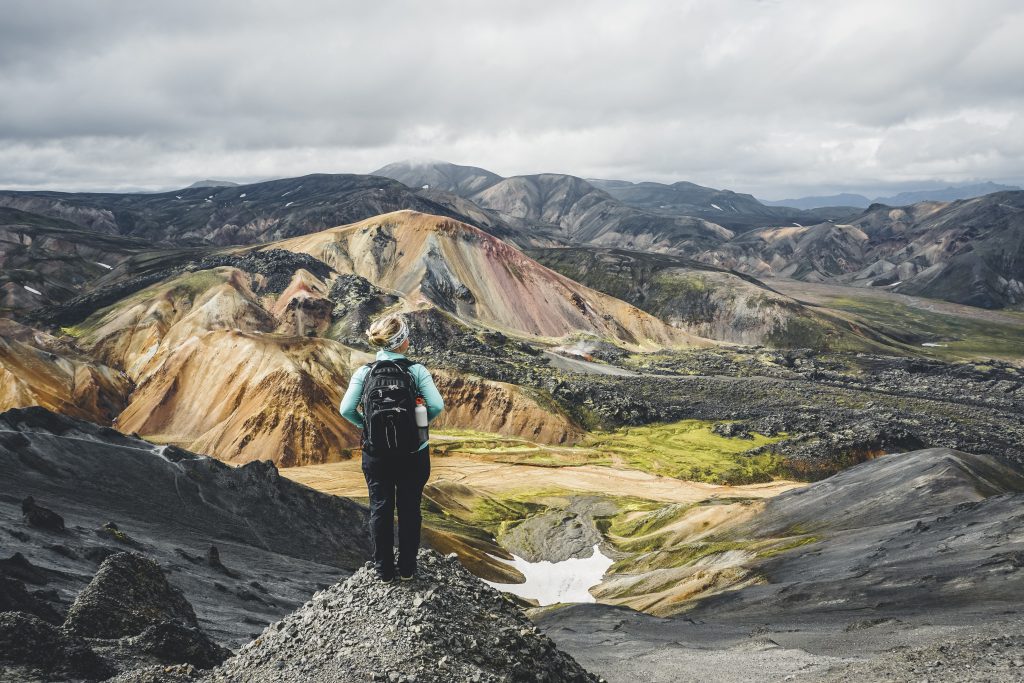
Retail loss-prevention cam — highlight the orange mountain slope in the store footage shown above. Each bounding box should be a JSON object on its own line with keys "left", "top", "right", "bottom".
{"left": 0, "top": 320, "right": 130, "bottom": 423}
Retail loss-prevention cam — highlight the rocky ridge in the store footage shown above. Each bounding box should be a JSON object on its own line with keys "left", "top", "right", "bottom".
{"left": 0, "top": 407, "right": 370, "bottom": 646}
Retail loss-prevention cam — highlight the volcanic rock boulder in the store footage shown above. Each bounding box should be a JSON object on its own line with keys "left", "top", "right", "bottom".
{"left": 0, "top": 575, "right": 64, "bottom": 624}
{"left": 0, "top": 552, "right": 51, "bottom": 585}
{"left": 208, "top": 549, "right": 603, "bottom": 683}
{"left": 64, "top": 551, "right": 199, "bottom": 638}
{"left": 21, "top": 495, "right": 65, "bottom": 532}
{"left": 0, "top": 611, "right": 113, "bottom": 681}
{"left": 102, "top": 621, "right": 232, "bottom": 670}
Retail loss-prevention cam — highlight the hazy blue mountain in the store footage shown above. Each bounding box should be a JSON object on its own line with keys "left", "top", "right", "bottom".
{"left": 371, "top": 160, "right": 502, "bottom": 195}
{"left": 186, "top": 179, "right": 240, "bottom": 188}
{"left": 764, "top": 182, "right": 1021, "bottom": 210}
{"left": 875, "top": 182, "right": 1021, "bottom": 206}
{"left": 762, "top": 193, "right": 872, "bottom": 210}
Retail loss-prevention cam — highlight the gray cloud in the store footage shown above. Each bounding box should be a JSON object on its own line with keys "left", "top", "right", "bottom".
{"left": 0, "top": 0, "right": 1021, "bottom": 197}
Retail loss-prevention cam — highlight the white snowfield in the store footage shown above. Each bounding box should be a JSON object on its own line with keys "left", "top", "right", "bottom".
{"left": 95, "top": 262, "right": 113, "bottom": 270}
{"left": 23, "top": 285, "right": 42, "bottom": 295}
{"left": 710, "top": 203, "right": 723, "bottom": 211}
{"left": 484, "top": 544, "right": 614, "bottom": 606}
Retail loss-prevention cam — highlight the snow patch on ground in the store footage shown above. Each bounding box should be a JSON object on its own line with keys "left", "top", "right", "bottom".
{"left": 710, "top": 203, "right": 723, "bottom": 211}
{"left": 95, "top": 262, "right": 113, "bottom": 270}
{"left": 922, "top": 342, "right": 948, "bottom": 348}
{"left": 239, "top": 193, "right": 246, "bottom": 198}
{"left": 285, "top": 201, "right": 294, "bottom": 207}
{"left": 484, "top": 544, "right": 614, "bottom": 605}
{"left": 23, "top": 285, "right": 42, "bottom": 295}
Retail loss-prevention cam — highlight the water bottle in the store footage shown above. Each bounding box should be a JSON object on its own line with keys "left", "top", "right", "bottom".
{"left": 414, "top": 397, "right": 429, "bottom": 444}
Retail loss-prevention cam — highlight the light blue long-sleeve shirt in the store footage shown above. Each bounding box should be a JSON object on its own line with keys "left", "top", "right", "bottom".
{"left": 339, "top": 350, "right": 444, "bottom": 450}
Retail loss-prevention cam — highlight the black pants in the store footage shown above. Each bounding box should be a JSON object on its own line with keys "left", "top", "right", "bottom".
{"left": 362, "top": 447, "right": 430, "bottom": 578}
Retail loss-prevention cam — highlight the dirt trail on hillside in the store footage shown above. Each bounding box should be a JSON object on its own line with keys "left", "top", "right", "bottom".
{"left": 283, "top": 454, "right": 803, "bottom": 503}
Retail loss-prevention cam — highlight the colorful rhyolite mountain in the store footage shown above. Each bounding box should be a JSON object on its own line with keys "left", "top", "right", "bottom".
{"left": 4, "top": 211, "right": 696, "bottom": 466}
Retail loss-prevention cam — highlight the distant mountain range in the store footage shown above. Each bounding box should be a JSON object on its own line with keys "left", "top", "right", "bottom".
{"left": 763, "top": 182, "right": 1022, "bottom": 210}
{"left": 585, "top": 178, "right": 851, "bottom": 231}
{"left": 375, "top": 160, "right": 856, "bottom": 234}
{"left": 1, "top": 161, "right": 1022, "bottom": 311}
{"left": 374, "top": 161, "right": 735, "bottom": 250}
{"left": 699, "top": 191, "right": 1024, "bottom": 309}
{"left": 0, "top": 173, "right": 524, "bottom": 247}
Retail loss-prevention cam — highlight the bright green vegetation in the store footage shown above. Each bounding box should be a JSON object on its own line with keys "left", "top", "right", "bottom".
{"left": 430, "top": 430, "right": 553, "bottom": 459}
{"left": 757, "top": 534, "right": 820, "bottom": 558}
{"left": 606, "top": 502, "right": 693, "bottom": 539}
{"left": 609, "top": 534, "right": 820, "bottom": 574}
{"left": 603, "top": 500, "right": 821, "bottom": 573}
{"left": 824, "top": 295, "right": 1024, "bottom": 361}
{"left": 421, "top": 481, "right": 553, "bottom": 538}
{"left": 580, "top": 420, "right": 787, "bottom": 484}
{"left": 432, "top": 419, "right": 789, "bottom": 484}
{"left": 633, "top": 540, "right": 755, "bottom": 570}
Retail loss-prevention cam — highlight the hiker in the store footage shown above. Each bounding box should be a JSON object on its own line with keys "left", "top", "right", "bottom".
{"left": 340, "top": 313, "right": 444, "bottom": 582}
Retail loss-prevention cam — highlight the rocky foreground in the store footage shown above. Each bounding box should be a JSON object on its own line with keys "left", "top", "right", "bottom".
{"left": 0, "top": 551, "right": 229, "bottom": 682}
{"left": 207, "top": 550, "right": 601, "bottom": 683}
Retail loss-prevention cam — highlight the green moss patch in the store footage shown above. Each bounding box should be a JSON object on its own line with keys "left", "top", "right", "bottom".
{"left": 579, "top": 420, "right": 787, "bottom": 484}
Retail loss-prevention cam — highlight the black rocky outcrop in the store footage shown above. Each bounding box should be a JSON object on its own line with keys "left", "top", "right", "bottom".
{"left": 327, "top": 273, "right": 400, "bottom": 348}
{"left": 205, "top": 545, "right": 238, "bottom": 578}
{"left": 0, "top": 574, "right": 64, "bottom": 624}
{"left": 0, "top": 550, "right": 229, "bottom": 681}
{"left": 97, "top": 621, "right": 232, "bottom": 671}
{"left": 21, "top": 495, "right": 65, "bottom": 532}
{"left": 208, "top": 549, "right": 603, "bottom": 683}
{"left": 0, "top": 551, "right": 52, "bottom": 585}
{"left": 0, "top": 611, "right": 113, "bottom": 681}
{"left": 63, "top": 551, "right": 199, "bottom": 638}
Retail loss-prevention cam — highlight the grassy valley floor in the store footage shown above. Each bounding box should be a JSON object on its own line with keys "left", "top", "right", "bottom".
{"left": 765, "top": 277, "right": 1024, "bottom": 363}
{"left": 284, "top": 432, "right": 801, "bottom": 503}
{"left": 283, "top": 427, "right": 806, "bottom": 609}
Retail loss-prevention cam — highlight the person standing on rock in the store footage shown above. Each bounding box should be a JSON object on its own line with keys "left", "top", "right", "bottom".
{"left": 340, "top": 313, "right": 444, "bottom": 582}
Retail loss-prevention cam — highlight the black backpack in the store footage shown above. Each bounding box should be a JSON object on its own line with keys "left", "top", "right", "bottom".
{"left": 360, "top": 359, "right": 420, "bottom": 457}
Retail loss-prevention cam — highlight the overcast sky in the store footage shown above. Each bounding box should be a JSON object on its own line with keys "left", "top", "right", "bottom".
{"left": 1, "top": 0, "right": 1021, "bottom": 198}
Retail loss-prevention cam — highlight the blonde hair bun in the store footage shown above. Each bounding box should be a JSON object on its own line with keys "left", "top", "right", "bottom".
{"left": 367, "top": 314, "right": 409, "bottom": 350}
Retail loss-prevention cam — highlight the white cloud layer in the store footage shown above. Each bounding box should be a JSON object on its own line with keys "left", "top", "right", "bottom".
{"left": 1, "top": 0, "right": 1021, "bottom": 197}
